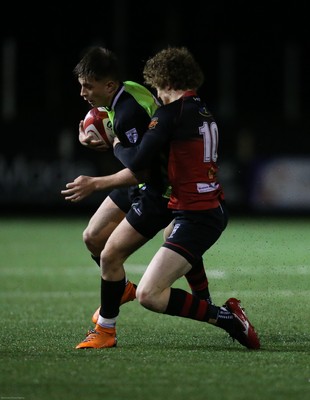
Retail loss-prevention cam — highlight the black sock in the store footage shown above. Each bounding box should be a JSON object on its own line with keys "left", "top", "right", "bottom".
{"left": 191, "top": 288, "right": 212, "bottom": 303}
{"left": 185, "top": 258, "right": 211, "bottom": 301}
{"left": 100, "top": 277, "right": 126, "bottom": 318}
{"left": 91, "top": 254, "right": 100, "bottom": 267}
{"left": 164, "top": 288, "right": 214, "bottom": 322}
{"left": 164, "top": 288, "right": 233, "bottom": 328}
{"left": 213, "top": 306, "right": 234, "bottom": 330}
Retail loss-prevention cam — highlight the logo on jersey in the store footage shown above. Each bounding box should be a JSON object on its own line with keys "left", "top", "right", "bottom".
{"left": 125, "top": 128, "right": 139, "bottom": 143}
{"left": 148, "top": 117, "right": 158, "bottom": 129}
{"left": 197, "top": 182, "right": 219, "bottom": 193}
{"left": 199, "top": 106, "right": 212, "bottom": 117}
{"left": 208, "top": 166, "right": 216, "bottom": 180}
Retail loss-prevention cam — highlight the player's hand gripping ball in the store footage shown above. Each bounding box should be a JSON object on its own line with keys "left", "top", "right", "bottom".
{"left": 83, "top": 107, "right": 115, "bottom": 147}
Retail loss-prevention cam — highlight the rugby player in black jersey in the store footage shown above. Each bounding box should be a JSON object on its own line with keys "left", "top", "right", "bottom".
{"left": 65, "top": 47, "right": 260, "bottom": 350}
{"left": 61, "top": 46, "right": 213, "bottom": 348}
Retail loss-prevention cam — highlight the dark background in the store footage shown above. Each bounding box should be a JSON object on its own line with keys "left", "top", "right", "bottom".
{"left": 1, "top": 2, "right": 309, "bottom": 216}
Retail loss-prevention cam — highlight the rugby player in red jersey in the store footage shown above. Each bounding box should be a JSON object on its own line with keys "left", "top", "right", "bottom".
{"left": 113, "top": 47, "right": 260, "bottom": 350}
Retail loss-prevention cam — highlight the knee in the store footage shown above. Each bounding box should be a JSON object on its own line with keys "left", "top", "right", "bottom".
{"left": 83, "top": 226, "right": 105, "bottom": 253}
{"left": 83, "top": 226, "right": 94, "bottom": 247}
{"left": 136, "top": 286, "right": 158, "bottom": 311}
{"left": 100, "top": 245, "right": 125, "bottom": 275}
{"left": 99, "top": 248, "right": 113, "bottom": 269}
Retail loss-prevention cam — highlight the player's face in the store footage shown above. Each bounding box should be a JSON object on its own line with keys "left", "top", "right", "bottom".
{"left": 157, "top": 87, "right": 185, "bottom": 105}
{"left": 156, "top": 88, "right": 172, "bottom": 105}
{"left": 78, "top": 77, "right": 115, "bottom": 108}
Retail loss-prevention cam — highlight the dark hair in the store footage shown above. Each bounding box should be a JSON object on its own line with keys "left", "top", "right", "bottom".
{"left": 143, "top": 47, "right": 204, "bottom": 91}
{"left": 73, "top": 46, "right": 121, "bottom": 81}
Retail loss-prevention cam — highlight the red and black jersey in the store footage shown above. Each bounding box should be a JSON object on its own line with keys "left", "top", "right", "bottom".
{"left": 114, "top": 91, "right": 225, "bottom": 211}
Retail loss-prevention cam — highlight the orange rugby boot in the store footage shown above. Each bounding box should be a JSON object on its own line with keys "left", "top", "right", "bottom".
{"left": 75, "top": 324, "right": 117, "bottom": 349}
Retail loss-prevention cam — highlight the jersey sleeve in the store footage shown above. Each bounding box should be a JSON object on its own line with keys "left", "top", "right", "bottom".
{"left": 114, "top": 107, "right": 170, "bottom": 172}
{"left": 111, "top": 97, "right": 152, "bottom": 147}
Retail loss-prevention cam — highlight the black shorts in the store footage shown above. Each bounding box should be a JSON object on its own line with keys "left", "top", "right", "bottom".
{"left": 163, "top": 201, "right": 229, "bottom": 266}
{"left": 125, "top": 186, "right": 174, "bottom": 239}
{"left": 109, "top": 186, "right": 140, "bottom": 213}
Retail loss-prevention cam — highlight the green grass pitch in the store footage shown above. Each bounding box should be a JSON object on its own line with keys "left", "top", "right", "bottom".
{"left": 0, "top": 215, "right": 309, "bottom": 400}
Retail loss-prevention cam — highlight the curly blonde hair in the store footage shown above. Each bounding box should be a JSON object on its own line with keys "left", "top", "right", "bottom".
{"left": 143, "top": 47, "right": 204, "bottom": 91}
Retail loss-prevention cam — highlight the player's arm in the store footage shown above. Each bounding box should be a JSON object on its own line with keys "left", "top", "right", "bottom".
{"left": 114, "top": 110, "right": 169, "bottom": 172}
{"left": 61, "top": 168, "right": 139, "bottom": 202}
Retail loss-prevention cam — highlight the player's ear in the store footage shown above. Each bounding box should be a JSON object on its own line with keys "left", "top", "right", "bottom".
{"left": 106, "top": 80, "right": 118, "bottom": 94}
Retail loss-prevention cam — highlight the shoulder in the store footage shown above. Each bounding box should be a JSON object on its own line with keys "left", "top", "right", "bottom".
{"left": 155, "top": 98, "right": 182, "bottom": 117}
{"left": 123, "top": 81, "right": 152, "bottom": 98}
{"left": 124, "top": 80, "right": 150, "bottom": 93}
{"left": 122, "top": 81, "right": 159, "bottom": 117}
{"left": 151, "top": 102, "right": 179, "bottom": 129}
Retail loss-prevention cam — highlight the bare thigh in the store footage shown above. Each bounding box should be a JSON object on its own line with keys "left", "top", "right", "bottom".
{"left": 163, "top": 220, "right": 174, "bottom": 240}
{"left": 100, "top": 217, "right": 149, "bottom": 281}
{"left": 136, "top": 247, "right": 192, "bottom": 312}
{"left": 83, "top": 195, "right": 126, "bottom": 256}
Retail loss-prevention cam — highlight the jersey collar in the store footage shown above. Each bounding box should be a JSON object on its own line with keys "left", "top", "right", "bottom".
{"left": 106, "top": 83, "right": 125, "bottom": 111}
{"left": 182, "top": 90, "right": 197, "bottom": 98}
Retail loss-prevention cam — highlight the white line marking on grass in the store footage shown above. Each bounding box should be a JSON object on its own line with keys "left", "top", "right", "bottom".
{"left": 127, "top": 265, "right": 225, "bottom": 277}
{"left": 218, "top": 265, "right": 310, "bottom": 275}
{"left": 2, "top": 289, "right": 309, "bottom": 299}
{"left": 1, "top": 265, "right": 309, "bottom": 276}
{"left": 214, "top": 290, "right": 310, "bottom": 298}
{"left": 1, "top": 291, "right": 99, "bottom": 298}
{"left": 128, "top": 265, "right": 310, "bottom": 276}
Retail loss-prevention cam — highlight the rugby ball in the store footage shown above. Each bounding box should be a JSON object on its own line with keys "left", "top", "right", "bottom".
{"left": 83, "top": 107, "right": 115, "bottom": 146}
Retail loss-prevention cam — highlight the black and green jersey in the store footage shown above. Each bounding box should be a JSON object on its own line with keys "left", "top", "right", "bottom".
{"left": 106, "top": 80, "right": 169, "bottom": 195}
{"left": 105, "top": 81, "right": 159, "bottom": 147}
